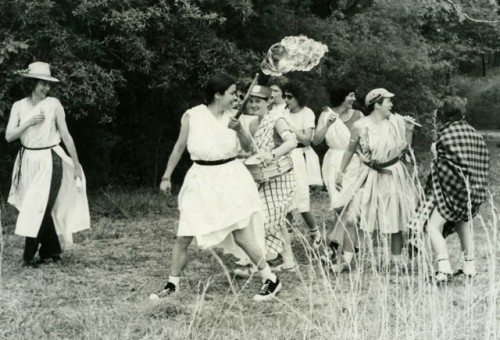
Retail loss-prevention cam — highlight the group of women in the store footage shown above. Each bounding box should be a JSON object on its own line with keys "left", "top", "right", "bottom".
{"left": 4, "top": 63, "right": 489, "bottom": 303}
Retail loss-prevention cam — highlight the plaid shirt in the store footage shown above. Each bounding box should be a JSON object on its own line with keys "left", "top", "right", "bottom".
{"left": 427, "top": 120, "right": 489, "bottom": 221}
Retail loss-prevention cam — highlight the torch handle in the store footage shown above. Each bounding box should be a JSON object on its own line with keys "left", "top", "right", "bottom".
{"left": 234, "top": 73, "right": 260, "bottom": 119}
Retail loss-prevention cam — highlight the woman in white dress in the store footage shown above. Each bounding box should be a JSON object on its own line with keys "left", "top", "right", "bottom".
{"left": 150, "top": 74, "right": 282, "bottom": 301}
{"left": 312, "top": 84, "right": 363, "bottom": 271}
{"left": 281, "top": 80, "right": 323, "bottom": 247}
{"left": 6, "top": 62, "right": 90, "bottom": 266}
{"left": 334, "top": 89, "right": 417, "bottom": 272}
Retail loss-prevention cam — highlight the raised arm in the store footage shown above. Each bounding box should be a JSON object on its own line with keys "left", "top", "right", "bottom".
{"left": 312, "top": 108, "right": 336, "bottom": 146}
{"left": 5, "top": 101, "right": 45, "bottom": 142}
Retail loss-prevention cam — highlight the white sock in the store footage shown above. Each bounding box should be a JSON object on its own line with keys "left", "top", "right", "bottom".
{"left": 437, "top": 256, "right": 452, "bottom": 274}
{"left": 391, "top": 254, "right": 403, "bottom": 265}
{"left": 463, "top": 254, "right": 476, "bottom": 275}
{"left": 259, "top": 264, "right": 277, "bottom": 283}
{"left": 168, "top": 275, "right": 180, "bottom": 287}
{"left": 343, "top": 251, "right": 355, "bottom": 264}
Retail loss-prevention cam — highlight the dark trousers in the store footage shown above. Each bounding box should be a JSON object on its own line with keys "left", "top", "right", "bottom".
{"left": 23, "top": 151, "right": 63, "bottom": 261}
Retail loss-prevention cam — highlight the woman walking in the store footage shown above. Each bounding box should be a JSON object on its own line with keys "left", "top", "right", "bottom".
{"left": 150, "top": 74, "right": 282, "bottom": 301}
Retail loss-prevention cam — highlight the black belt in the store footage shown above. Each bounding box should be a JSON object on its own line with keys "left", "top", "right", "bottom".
{"left": 194, "top": 157, "right": 235, "bottom": 166}
{"left": 296, "top": 143, "right": 306, "bottom": 148}
{"left": 22, "top": 144, "right": 58, "bottom": 151}
{"left": 364, "top": 156, "right": 401, "bottom": 174}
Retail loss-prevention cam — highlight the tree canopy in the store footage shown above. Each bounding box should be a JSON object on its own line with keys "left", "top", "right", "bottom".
{"left": 1, "top": 0, "right": 499, "bottom": 188}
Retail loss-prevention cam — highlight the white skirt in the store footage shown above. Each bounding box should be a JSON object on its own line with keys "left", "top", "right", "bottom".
{"left": 322, "top": 148, "right": 362, "bottom": 210}
{"left": 177, "top": 159, "right": 265, "bottom": 252}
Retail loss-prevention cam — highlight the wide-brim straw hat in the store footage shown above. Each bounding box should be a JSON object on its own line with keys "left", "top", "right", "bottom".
{"left": 18, "top": 62, "right": 60, "bottom": 82}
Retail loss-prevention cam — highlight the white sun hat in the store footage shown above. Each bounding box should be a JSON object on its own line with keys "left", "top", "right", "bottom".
{"left": 19, "top": 62, "right": 60, "bottom": 82}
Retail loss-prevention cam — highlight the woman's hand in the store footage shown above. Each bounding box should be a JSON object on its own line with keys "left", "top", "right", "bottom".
{"left": 326, "top": 109, "right": 339, "bottom": 126}
{"left": 258, "top": 151, "right": 274, "bottom": 166}
{"left": 160, "top": 178, "right": 172, "bottom": 194}
{"left": 74, "top": 165, "right": 83, "bottom": 181}
{"left": 430, "top": 142, "right": 437, "bottom": 158}
{"left": 335, "top": 172, "right": 343, "bottom": 191}
{"left": 228, "top": 117, "right": 242, "bottom": 132}
{"left": 26, "top": 114, "right": 45, "bottom": 127}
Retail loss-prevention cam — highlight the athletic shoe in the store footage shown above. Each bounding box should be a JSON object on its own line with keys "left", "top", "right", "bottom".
{"left": 427, "top": 272, "right": 453, "bottom": 286}
{"left": 453, "top": 269, "right": 476, "bottom": 279}
{"left": 149, "top": 282, "right": 177, "bottom": 300}
{"left": 36, "top": 256, "right": 61, "bottom": 265}
{"left": 310, "top": 230, "right": 322, "bottom": 249}
{"left": 253, "top": 277, "right": 282, "bottom": 301}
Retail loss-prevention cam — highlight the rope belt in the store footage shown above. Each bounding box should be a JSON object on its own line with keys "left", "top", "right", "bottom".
{"left": 13, "top": 144, "right": 59, "bottom": 190}
{"left": 194, "top": 157, "right": 236, "bottom": 166}
{"left": 364, "top": 155, "right": 401, "bottom": 174}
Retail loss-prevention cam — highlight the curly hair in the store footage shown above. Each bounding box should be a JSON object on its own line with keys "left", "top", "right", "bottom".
{"left": 282, "top": 80, "right": 308, "bottom": 107}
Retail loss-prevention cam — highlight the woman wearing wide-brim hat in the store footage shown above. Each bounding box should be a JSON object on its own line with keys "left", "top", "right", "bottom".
{"left": 6, "top": 61, "right": 90, "bottom": 266}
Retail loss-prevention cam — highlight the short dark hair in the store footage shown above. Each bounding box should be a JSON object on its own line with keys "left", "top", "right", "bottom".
{"left": 205, "top": 73, "right": 236, "bottom": 104}
{"left": 365, "top": 96, "right": 385, "bottom": 115}
{"left": 282, "top": 80, "right": 308, "bottom": 107}
{"left": 268, "top": 76, "right": 289, "bottom": 90}
{"left": 438, "top": 96, "right": 466, "bottom": 123}
{"left": 22, "top": 78, "right": 44, "bottom": 97}
{"left": 328, "top": 84, "right": 357, "bottom": 107}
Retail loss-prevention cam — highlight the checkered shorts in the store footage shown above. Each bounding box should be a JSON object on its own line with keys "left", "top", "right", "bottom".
{"left": 259, "top": 170, "right": 296, "bottom": 257}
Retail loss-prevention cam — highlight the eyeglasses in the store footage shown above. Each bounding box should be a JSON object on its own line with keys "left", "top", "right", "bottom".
{"left": 284, "top": 94, "right": 294, "bottom": 100}
{"left": 238, "top": 94, "right": 245, "bottom": 100}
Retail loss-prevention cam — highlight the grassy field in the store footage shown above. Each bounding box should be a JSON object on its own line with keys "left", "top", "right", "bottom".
{"left": 0, "top": 142, "right": 499, "bottom": 340}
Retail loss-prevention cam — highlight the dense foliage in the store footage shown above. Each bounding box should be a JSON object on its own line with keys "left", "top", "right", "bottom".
{"left": 0, "top": 0, "right": 499, "bottom": 189}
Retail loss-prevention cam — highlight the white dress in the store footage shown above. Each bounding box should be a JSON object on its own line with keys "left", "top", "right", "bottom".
{"left": 333, "top": 114, "right": 417, "bottom": 234}
{"left": 322, "top": 110, "right": 362, "bottom": 209}
{"left": 8, "top": 97, "right": 90, "bottom": 242}
{"left": 286, "top": 106, "right": 322, "bottom": 212}
{"left": 177, "top": 105, "right": 265, "bottom": 254}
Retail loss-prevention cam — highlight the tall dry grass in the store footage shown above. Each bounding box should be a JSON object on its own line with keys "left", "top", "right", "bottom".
{"left": 0, "top": 143, "right": 498, "bottom": 339}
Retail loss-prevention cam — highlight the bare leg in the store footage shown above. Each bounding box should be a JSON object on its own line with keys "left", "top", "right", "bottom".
{"left": 391, "top": 232, "right": 403, "bottom": 256}
{"left": 455, "top": 220, "right": 473, "bottom": 256}
{"left": 170, "top": 236, "right": 194, "bottom": 276}
{"left": 232, "top": 228, "right": 267, "bottom": 270}
{"left": 427, "top": 208, "right": 447, "bottom": 257}
{"left": 455, "top": 220, "right": 476, "bottom": 275}
{"left": 300, "top": 211, "right": 317, "bottom": 231}
{"left": 280, "top": 223, "right": 296, "bottom": 268}
{"left": 427, "top": 208, "right": 452, "bottom": 274}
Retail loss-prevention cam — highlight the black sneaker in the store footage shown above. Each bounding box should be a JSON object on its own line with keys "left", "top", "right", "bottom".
{"left": 36, "top": 256, "right": 61, "bottom": 265}
{"left": 149, "top": 282, "right": 177, "bottom": 300}
{"left": 253, "top": 277, "right": 282, "bottom": 301}
{"left": 453, "top": 269, "right": 476, "bottom": 279}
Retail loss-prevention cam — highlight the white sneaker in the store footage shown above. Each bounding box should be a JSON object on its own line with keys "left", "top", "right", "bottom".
{"left": 331, "top": 262, "right": 351, "bottom": 274}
